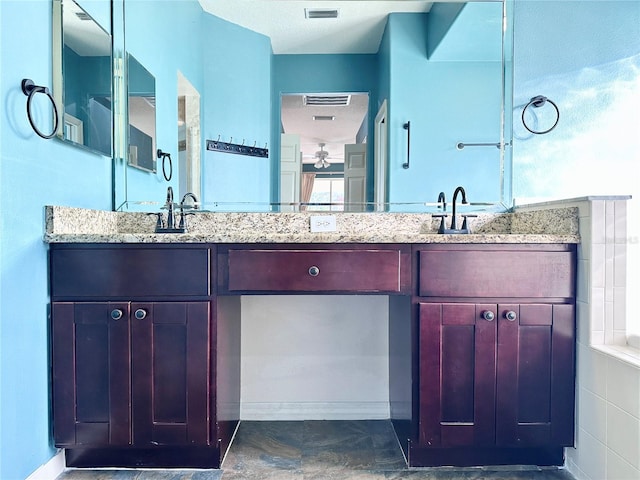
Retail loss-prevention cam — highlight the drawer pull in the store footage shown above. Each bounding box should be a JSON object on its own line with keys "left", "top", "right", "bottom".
{"left": 110, "top": 309, "right": 124, "bottom": 321}
{"left": 134, "top": 309, "right": 147, "bottom": 320}
{"left": 308, "top": 265, "right": 320, "bottom": 277}
{"left": 505, "top": 310, "right": 517, "bottom": 322}
{"left": 482, "top": 310, "right": 495, "bottom": 321}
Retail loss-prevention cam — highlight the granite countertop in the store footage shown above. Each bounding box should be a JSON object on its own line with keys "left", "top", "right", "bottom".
{"left": 44, "top": 206, "right": 581, "bottom": 244}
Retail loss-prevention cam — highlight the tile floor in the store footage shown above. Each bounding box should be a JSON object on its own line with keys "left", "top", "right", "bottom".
{"left": 55, "top": 421, "right": 576, "bottom": 480}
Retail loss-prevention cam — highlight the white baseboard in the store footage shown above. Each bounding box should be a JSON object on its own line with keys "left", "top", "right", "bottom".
{"left": 240, "top": 401, "right": 390, "bottom": 420}
{"left": 26, "top": 450, "right": 65, "bottom": 480}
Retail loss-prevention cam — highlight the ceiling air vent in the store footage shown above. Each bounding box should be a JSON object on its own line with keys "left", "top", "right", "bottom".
{"left": 305, "top": 8, "right": 339, "bottom": 19}
{"left": 75, "top": 11, "right": 92, "bottom": 21}
{"left": 304, "top": 94, "right": 351, "bottom": 106}
{"left": 313, "top": 115, "right": 335, "bottom": 121}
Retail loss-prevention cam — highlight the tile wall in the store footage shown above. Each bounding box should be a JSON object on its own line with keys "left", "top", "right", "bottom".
{"left": 518, "top": 198, "right": 640, "bottom": 480}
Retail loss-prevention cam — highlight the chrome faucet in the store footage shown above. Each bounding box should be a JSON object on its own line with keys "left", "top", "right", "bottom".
{"left": 178, "top": 192, "right": 199, "bottom": 230}
{"left": 450, "top": 186, "right": 467, "bottom": 230}
{"left": 180, "top": 192, "right": 199, "bottom": 210}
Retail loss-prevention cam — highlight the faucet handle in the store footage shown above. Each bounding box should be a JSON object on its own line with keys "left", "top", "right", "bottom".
{"left": 147, "top": 212, "right": 164, "bottom": 231}
{"left": 178, "top": 212, "right": 196, "bottom": 230}
{"left": 432, "top": 214, "right": 448, "bottom": 234}
{"left": 461, "top": 214, "right": 477, "bottom": 231}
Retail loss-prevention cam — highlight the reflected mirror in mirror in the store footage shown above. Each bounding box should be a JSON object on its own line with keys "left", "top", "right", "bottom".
{"left": 177, "top": 72, "right": 202, "bottom": 202}
{"left": 53, "top": 0, "right": 112, "bottom": 156}
{"left": 127, "top": 54, "right": 156, "bottom": 173}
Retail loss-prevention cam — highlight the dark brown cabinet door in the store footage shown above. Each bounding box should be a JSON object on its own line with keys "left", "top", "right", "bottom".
{"left": 131, "top": 302, "right": 211, "bottom": 446}
{"left": 419, "top": 303, "right": 497, "bottom": 448}
{"left": 495, "top": 303, "right": 575, "bottom": 447}
{"left": 52, "top": 302, "right": 132, "bottom": 447}
{"left": 419, "top": 302, "right": 575, "bottom": 449}
{"left": 52, "top": 301, "right": 211, "bottom": 449}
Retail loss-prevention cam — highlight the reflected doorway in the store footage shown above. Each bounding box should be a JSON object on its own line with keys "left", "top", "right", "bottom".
{"left": 177, "top": 72, "right": 201, "bottom": 203}
{"left": 280, "top": 93, "right": 369, "bottom": 211}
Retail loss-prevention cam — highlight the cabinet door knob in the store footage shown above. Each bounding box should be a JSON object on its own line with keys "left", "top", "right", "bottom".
{"left": 481, "top": 310, "right": 495, "bottom": 321}
{"left": 505, "top": 310, "right": 517, "bottom": 321}
{"left": 110, "top": 309, "right": 124, "bottom": 321}
{"left": 134, "top": 308, "right": 147, "bottom": 320}
{"left": 308, "top": 265, "right": 320, "bottom": 276}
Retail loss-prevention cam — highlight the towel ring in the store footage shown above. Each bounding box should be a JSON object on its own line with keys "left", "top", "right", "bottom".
{"left": 21, "top": 79, "right": 59, "bottom": 139}
{"left": 522, "top": 95, "right": 559, "bottom": 135}
{"left": 157, "top": 149, "right": 173, "bottom": 181}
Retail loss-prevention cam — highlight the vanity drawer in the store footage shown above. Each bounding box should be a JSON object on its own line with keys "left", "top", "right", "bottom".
{"left": 50, "top": 245, "right": 210, "bottom": 299}
{"left": 417, "top": 245, "right": 575, "bottom": 299}
{"left": 225, "top": 247, "right": 408, "bottom": 293}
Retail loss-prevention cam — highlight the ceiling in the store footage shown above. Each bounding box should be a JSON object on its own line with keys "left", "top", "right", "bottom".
{"left": 198, "top": 1, "right": 438, "bottom": 165}
{"left": 197, "top": 1, "right": 434, "bottom": 55}
{"left": 281, "top": 93, "right": 370, "bottom": 163}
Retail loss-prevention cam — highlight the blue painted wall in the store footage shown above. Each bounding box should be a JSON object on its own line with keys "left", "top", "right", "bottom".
{"left": 200, "top": 14, "right": 272, "bottom": 209}
{"left": 123, "top": 2, "right": 272, "bottom": 211}
{"left": 512, "top": 0, "right": 640, "bottom": 203}
{"left": 383, "top": 12, "right": 503, "bottom": 210}
{"left": 0, "top": 1, "right": 112, "bottom": 478}
{"left": 123, "top": 0, "right": 204, "bottom": 207}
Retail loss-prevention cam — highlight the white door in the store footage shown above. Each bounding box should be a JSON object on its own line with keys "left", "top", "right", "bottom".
{"left": 374, "top": 100, "right": 387, "bottom": 211}
{"left": 280, "top": 133, "right": 301, "bottom": 211}
{"left": 344, "top": 143, "right": 367, "bottom": 212}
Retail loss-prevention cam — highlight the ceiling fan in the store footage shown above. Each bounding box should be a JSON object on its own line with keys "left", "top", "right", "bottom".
{"left": 313, "top": 143, "right": 331, "bottom": 169}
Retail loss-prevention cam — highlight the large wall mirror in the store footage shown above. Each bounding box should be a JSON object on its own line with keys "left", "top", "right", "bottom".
{"left": 112, "top": 0, "right": 513, "bottom": 213}
{"left": 127, "top": 54, "right": 156, "bottom": 173}
{"left": 53, "top": 0, "right": 112, "bottom": 156}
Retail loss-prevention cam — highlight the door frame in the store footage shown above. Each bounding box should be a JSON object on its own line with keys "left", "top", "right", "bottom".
{"left": 374, "top": 100, "right": 388, "bottom": 211}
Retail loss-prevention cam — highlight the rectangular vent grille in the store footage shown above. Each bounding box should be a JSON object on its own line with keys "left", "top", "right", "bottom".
{"left": 313, "top": 115, "right": 336, "bottom": 121}
{"left": 305, "top": 9, "right": 339, "bottom": 19}
{"left": 304, "top": 95, "right": 351, "bottom": 106}
{"left": 75, "top": 12, "right": 92, "bottom": 21}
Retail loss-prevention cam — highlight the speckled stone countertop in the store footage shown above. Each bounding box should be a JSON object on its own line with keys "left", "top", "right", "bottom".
{"left": 44, "top": 206, "right": 580, "bottom": 244}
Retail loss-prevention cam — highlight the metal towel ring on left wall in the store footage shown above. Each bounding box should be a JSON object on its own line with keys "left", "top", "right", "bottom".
{"left": 157, "top": 149, "right": 173, "bottom": 181}
{"left": 21, "top": 79, "right": 59, "bottom": 139}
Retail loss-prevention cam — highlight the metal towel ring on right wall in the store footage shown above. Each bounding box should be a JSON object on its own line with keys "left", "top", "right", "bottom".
{"left": 522, "top": 95, "right": 560, "bottom": 135}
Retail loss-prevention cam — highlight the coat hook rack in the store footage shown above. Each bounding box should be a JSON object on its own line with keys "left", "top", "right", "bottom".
{"left": 206, "top": 137, "right": 268, "bottom": 158}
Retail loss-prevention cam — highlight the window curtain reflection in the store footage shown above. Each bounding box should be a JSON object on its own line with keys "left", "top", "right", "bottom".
{"left": 301, "top": 173, "right": 316, "bottom": 210}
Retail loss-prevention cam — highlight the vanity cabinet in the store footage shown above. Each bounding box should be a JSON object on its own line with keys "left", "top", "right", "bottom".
{"left": 51, "top": 301, "right": 210, "bottom": 447}
{"left": 48, "top": 241, "right": 576, "bottom": 469}
{"left": 49, "top": 244, "right": 228, "bottom": 468}
{"left": 409, "top": 244, "right": 576, "bottom": 467}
